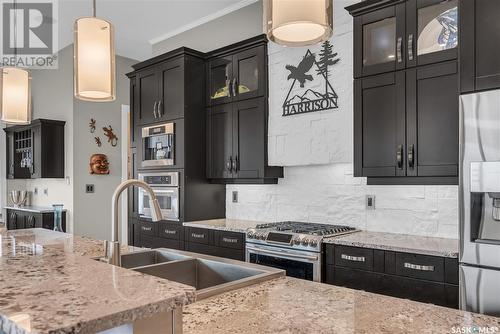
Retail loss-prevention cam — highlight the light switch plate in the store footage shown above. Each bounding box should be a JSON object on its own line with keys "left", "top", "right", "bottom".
{"left": 366, "top": 195, "right": 375, "bottom": 210}
{"left": 86, "top": 184, "right": 95, "bottom": 193}
{"left": 232, "top": 191, "right": 238, "bottom": 203}
{"left": 43, "top": 188, "right": 48, "bottom": 196}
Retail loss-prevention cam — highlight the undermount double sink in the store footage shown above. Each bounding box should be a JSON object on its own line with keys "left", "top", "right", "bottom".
{"left": 119, "top": 248, "right": 284, "bottom": 299}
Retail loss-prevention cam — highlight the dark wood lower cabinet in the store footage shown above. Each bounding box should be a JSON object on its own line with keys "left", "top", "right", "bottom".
{"left": 130, "top": 222, "right": 246, "bottom": 261}
{"left": 324, "top": 244, "right": 459, "bottom": 309}
{"left": 6, "top": 209, "right": 66, "bottom": 232}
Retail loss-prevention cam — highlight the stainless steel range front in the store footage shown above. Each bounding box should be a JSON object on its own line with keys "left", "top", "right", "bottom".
{"left": 246, "top": 222, "right": 357, "bottom": 282}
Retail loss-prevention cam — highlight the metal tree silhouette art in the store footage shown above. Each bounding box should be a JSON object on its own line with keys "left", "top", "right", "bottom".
{"left": 316, "top": 41, "right": 340, "bottom": 95}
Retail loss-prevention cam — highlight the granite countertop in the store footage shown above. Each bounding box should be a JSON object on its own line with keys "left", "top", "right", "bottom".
{"left": 4, "top": 205, "right": 68, "bottom": 213}
{"left": 184, "top": 276, "right": 500, "bottom": 334}
{"left": 324, "top": 230, "right": 459, "bottom": 258}
{"left": 183, "top": 219, "right": 263, "bottom": 233}
{"left": 0, "top": 228, "right": 196, "bottom": 334}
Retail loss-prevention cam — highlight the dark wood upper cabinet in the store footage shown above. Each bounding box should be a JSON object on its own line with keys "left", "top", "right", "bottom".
{"left": 349, "top": 0, "right": 458, "bottom": 77}
{"left": 4, "top": 119, "right": 65, "bottom": 179}
{"left": 207, "top": 42, "right": 266, "bottom": 106}
{"left": 205, "top": 35, "right": 282, "bottom": 184}
{"left": 351, "top": 2, "right": 406, "bottom": 78}
{"left": 406, "top": 0, "right": 458, "bottom": 67}
{"left": 460, "top": 0, "right": 500, "bottom": 93}
{"left": 354, "top": 72, "right": 406, "bottom": 177}
{"left": 406, "top": 61, "right": 459, "bottom": 178}
{"left": 158, "top": 58, "right": 185, "bottom": 121}
{"left": 136, "top": 68, "right": 158, "bottom": 125}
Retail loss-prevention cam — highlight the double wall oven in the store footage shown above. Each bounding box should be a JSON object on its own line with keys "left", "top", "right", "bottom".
{"left": 138, "top": 171, "right": 179, "bottom": 221}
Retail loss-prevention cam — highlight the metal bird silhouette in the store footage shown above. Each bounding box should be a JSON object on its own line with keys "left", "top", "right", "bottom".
{"left": 285, "top": 53, "right": 316, "bottom": 88}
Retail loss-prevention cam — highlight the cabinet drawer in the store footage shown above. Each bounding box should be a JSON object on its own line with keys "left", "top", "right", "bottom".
{"left": 215, "top": 231, "right": 245, "bottom": 250}
{"left": 159, "top": 222, "right": 183, "bottom": 240}
{"left": 186, "top": 227, "right": 210, "bottom": 245}
{"left": 334, "top": 246, "right": 374, "bottom": 271}
{"left": 139, "top": 222, "right": 157, "bottom": 236}
{"left": 395, "top": 252, "right": 444, "bottom": 282}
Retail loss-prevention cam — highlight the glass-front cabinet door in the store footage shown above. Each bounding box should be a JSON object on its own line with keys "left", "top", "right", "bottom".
{"left": 232, "top": 46, "right": 266, "bottom": 102}
{"left": 207, "top": 56, "right": 233, "bottom": 106}
{"left": 354, "top": 3, "right": 405, "bottom": 77}
{"left": 407, "top": 0, "right": 458, "bottom": 67}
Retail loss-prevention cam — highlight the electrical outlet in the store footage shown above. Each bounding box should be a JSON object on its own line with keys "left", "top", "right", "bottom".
{"left": 86, "top": 184, "right": 95, "bottom": 193}
{"left": 43, "top": 188, "right": 48, "bottom": 196}
{"left": 232, "top": 191, "right": 238, "bottom": 203}
{"left": 34, "top": 187, "right": 38, "bottom": 195}
{"left": 366, "top": 195, "right": 375, "bottom": 210}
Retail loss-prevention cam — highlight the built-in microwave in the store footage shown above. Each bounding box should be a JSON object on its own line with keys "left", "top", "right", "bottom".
{"left": 138, "top": 172, "right": 179, "bottom": 221}
{"left": 141, "top": 122, "right": 174, "bottom": 168}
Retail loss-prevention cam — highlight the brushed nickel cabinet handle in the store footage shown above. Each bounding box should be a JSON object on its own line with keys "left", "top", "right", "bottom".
{"left": 158, "top": 100, "right": 163, "bottom": 117}
{"left": 191, "top": 233, "right": 205, "bottom": 239}
{"left": 397, "top": 37, "right": 403, "bottom": 63}
{"left": 408, "top": 34, "right": 414, "bottom": 61}
{"left": 141, "top": 226, "right": 152, "bottom": 231}
{"left": 396, "top": 145, "right": 403, "bottom": 169}
{"left": 226, "top": 79, "right": 232, "bottom": 97}
{"left": 341, "top": 254, "right": 366, "bottom": 262}
{"left": 404, "top": 262, "right": 434, "bottom": 272}
{"left": 408, "top": 144, "right": 415, "bottom": 168}
{"left": 153, "top": 101, "right": 158, "bottom": 119}
{"left": 164, "top": 229, "right": 176, "bottom": 235}
{"left": 222, "top": 237, "right": 238, "bottom": 243}
{"left": 232, "top": 78, "right": 237, "bottom": 97}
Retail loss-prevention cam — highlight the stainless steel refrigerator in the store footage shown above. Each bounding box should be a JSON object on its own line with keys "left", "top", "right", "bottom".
{"left": 460, "top": 89, "right": 500, "bottom": 317}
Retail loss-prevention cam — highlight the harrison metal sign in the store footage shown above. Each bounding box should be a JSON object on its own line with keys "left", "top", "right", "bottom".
{"left": 282, "top": 40, "right": 340, "bottom": 117}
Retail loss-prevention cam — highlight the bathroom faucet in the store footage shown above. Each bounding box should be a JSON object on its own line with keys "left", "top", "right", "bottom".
{"left": 104, "top": 179, "right": 162, "bottom": 266}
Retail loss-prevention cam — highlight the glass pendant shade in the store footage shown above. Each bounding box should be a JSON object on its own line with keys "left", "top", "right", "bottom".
{"left": 0, "top": 67, "right": 31, "bottom": 125}
{"left": 265, "top": 0, "right": 333, "bottom": 46}
{"left": 74, "top": 17, "right": 116, "bottom": 102}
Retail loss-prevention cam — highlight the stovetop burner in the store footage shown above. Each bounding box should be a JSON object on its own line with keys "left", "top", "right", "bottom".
{"left": 255, "top": 221, "right": 356, "bottom": 236}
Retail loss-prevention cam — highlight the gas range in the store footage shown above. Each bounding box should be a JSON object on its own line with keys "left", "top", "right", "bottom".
{"left": 246, "top": 221, "right": 357, "bottom": 253}
{"left": 246, "top": 222, "right": 358, "bottom": 282}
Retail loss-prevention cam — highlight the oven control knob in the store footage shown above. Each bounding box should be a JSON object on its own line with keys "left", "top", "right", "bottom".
{"left": 260, "top": 233, "right": 267, "bottom": 240}
{"left": 247, "top": 232, "right": 254, "bottom": 239}
{"left": 309, "top": 239, "right": 318, "bottom": 247}
{"left": 293, "top": 238, "right": 301, "bottom": 245}
{"left": 301, "top": 238, "right": 309, "bottom": 246}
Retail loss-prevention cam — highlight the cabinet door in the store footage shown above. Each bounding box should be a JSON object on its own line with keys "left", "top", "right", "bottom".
{"left": 354, "top": 3, "right": 405, "bottom": 77}
{"left": 406, "top": 0, "right": 458, "bottom": 67}
{"left": 406, "top": 61, "right": 458, "bottom": 177}
{"left": 137, "top": 68, "right": 159, "bottom": 125}
{"left": 232, "top": 98, "right": 266, "bottom": 179}
{"left": 460, "top": 0, "right": 500, "bottom": 92}
{"left": 207, "top": 56, "right": 233, "bottom": 106}
{"left": 207, "top": 104, "right": 233, "bottom": 179}
{"left": 354, "top": 72, "right": 406, "bottom": 177}
{"left": 158, "top": 58, "right": 184, "bottom": 121}
{"left": 232, "top": 46, "right": 266, "bottom": 102}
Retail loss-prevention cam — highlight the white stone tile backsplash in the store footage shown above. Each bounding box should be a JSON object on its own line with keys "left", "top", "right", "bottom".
{"left": 226, "top": 164, "right": 459, "bottom": 239}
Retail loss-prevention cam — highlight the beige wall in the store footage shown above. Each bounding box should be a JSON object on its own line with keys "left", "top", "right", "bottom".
{"left": 4, "top": 45, "right": 136, "bottom": 239}
{"left": 152, "top": 1, "right": 263, "bottom": 55}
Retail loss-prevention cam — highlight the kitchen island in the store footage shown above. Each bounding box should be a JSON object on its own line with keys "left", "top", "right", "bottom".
{"left": 0, "top": 228, "right": 195, "bottom": 334}
{"left": 183, "top": 276, "right": 500, "bottom": 334}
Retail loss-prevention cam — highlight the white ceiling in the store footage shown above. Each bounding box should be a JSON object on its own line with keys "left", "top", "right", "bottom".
{"left": 57, "top": 0, "right": 257, "bottom": 60}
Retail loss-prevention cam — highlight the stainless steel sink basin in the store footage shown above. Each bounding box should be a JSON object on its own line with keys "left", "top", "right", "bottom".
{"left": 120, "top": 250, "right": 189, "bottom": 269}
{"left": 121, "top": 249, "right": 284, "bottom": 299}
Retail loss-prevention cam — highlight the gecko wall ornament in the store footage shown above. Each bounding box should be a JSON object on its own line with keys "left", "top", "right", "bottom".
{"left": 95, "top": 137, "right": 102, "bottom": 147}
{"left": 102, "top": 125, "right": 118, "bottom": 147}
{"left": 282, "top": 41, "right": 340, "bottom": 116}
{"left": 89, "top": 118, "right": 96, "bottom": 133}
{"left": 89, "top": 154, "right": 110, "bottom": 175}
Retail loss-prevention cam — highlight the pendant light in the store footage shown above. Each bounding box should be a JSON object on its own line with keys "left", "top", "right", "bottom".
{"left": 0, "top": 0, "right": 32, "bottom": 125}
{"left": 74, "top": 0, "right": 116, "bottom": 102}
{"left": 264, "top": 0, "right": 333, "bottom": 47}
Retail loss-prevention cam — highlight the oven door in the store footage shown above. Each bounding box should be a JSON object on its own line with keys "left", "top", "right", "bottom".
{"left": 246, "top": 244, "right": 321, "bottom": 282}
{"left": 139, "top": 187, "right": 179, "bottom": 221}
